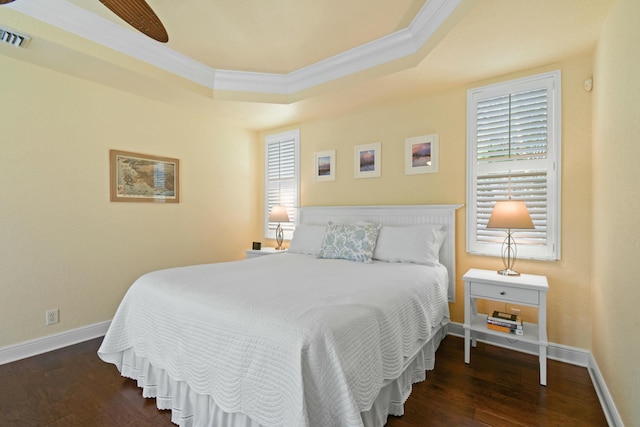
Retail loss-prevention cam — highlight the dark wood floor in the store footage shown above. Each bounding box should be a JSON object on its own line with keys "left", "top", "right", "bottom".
{"left": 0, "top": 335, "right": 607, "bottom": 426}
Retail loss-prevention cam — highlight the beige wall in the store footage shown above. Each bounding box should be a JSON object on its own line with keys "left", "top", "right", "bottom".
{"left": 592, "top": 0, "right": 640, "bottom": 425}
{"left": 0, "top": 55, "right": 259, "bottom": 347}
{"left": 261, "top": 56, "right": 595, "bottom": 349}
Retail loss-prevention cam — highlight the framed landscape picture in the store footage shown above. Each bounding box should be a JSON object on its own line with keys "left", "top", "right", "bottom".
{"left": 354, "top": 142, "right": 381, "bottom": 178}
{"left": 405, "top": 134, "right": 439, "bottom": 175}
{"left": 313, "top": 150, "right": 336, "bottom": 181}
{"left": 109, "top": 150, "right": 180, "bottom": 203}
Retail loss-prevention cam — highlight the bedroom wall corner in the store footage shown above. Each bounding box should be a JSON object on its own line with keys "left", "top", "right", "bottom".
{"left": 591, "top": 0, "right": 640, "bottom": 425}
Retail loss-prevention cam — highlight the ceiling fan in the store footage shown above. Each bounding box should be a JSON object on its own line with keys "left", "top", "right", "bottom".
{"left": 0, "top": 0, "right": 168, "bottom": 43}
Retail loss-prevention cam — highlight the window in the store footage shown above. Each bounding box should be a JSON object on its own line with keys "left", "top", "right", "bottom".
{"left": 466, "top": 71, "right": 561, "bottom": 260}
{"left": 264, "top": 129, "right": 300, "bottom": 240}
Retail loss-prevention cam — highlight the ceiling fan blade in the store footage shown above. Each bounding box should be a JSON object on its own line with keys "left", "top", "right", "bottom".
{"left": 0, "top": 0, "right": 16, "bottom": 4}
{"left": 99, "top": 0, "right": 168, "bottom": 43}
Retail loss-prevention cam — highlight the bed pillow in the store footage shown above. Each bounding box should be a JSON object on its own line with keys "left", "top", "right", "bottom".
{"left": 373, "top": 224, "right": 446, "bottom": 266}
{"left": 288, "top": 224, "right": 327, "bottom": 255}
{"left": 317, "top": 223, "right": 381, "bottom": 263}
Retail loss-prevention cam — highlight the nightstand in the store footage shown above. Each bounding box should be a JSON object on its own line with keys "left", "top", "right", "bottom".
{"left": 245, "top": 247, "right": 287, "bottom": 259}
{"left": 462, "top": 268, "right": 549, "bottom": 385}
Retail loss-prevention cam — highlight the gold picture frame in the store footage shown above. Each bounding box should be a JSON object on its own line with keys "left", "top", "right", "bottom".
{"left": 109, "top": 150, "right": 180, "bottom": 203}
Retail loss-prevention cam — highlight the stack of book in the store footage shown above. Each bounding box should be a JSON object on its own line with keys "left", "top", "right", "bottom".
{"left": 487, "top": 310, "right": 523, "bottom": 335}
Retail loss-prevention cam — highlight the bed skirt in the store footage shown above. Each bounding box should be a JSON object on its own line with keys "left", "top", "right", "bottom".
{"left": 110, "top": 323, "right": 448, "bottom": 427}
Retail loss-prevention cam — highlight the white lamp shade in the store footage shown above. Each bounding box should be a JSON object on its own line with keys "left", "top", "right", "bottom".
{"left": 268, "top": 205, "right": 290, "bottom": 222}
{"left": 486, "top": 200, "right": 534, "bottom": 230}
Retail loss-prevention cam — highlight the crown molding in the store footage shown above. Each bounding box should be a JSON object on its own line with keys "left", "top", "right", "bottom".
{"left": 411, "top": 0, "right": 461, "bottom": 46}
{"left": 7, "top": 0, "right": 461, "bottom": 97}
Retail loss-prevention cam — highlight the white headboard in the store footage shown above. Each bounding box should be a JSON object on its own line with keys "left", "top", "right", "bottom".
{"left": 298, "top": 204, "right": 462, "bottom": 302}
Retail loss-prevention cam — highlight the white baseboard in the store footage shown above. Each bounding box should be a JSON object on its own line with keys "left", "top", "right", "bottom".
{"left": 588, "top": 353, "right": 625, "bottom": 427}
{"left": 0, "top": 320, "right": 111, "bottom": 365}
{"left": 448, "top": 321, "right": 622, "bottom": 427}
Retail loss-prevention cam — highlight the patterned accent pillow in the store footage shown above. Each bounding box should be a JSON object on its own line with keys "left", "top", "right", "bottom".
{"left": 317, "top": 223, "right": 381, "bottom": 263}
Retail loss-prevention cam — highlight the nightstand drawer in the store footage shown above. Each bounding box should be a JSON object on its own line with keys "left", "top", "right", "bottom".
{"left": 470, "top": 282, "right": 539, "bottom": 305}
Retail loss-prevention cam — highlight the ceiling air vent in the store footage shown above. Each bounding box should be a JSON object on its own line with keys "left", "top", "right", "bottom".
{"left": 0, "top": 27, "right": 31, "bottom": 48}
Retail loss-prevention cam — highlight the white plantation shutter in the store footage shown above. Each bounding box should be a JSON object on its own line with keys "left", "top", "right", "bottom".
{"left": 467, "top": 71, "right": 561, "bottom": 260}
{"left": 265, "top": 130, "right": 299, "bottom": 240}
{"left": 476, "top": 88, "right": 548, "bottom": 162}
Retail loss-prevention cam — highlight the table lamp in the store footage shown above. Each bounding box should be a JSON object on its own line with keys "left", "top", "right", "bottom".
{"left": 486, "top": 200, "right": 534, "bottom": 276}
{"left": 268, "top": 205, "right": 290, "bottom": 250}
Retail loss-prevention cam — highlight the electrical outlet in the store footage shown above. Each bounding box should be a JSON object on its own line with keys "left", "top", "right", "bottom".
{"left": 46, "top": 309, "right": 59, "bottom": 325}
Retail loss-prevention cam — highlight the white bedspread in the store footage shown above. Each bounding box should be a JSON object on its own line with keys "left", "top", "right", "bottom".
{"left": 98, "top": 253, "right": 449, "bottom": 427}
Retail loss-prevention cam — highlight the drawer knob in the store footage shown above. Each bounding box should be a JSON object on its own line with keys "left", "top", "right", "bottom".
{"left": 500, "top": 291, "right": 506, "bottom": 295}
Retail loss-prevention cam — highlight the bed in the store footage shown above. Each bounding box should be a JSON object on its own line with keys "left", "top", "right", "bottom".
{"left": 98, "top": 204, "right": 461, "bottom": 427}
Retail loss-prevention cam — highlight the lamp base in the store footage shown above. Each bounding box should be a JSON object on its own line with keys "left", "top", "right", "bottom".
{"left": 497, "top": 268, "right": 520, "bottom": 276}
{"left": 275, "top": 223, "right": 284, "bottom": 251}
{"left": 497, "top": 230, "right": 522, "bottom": 276}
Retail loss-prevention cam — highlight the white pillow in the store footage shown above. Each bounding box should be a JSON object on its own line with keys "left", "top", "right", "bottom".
{"left": 317, "top": 223, "right": 381, "bottom": 263}
{"left": 287, "top": 224, "right": 327, "bottom": 255}
{"left": 373, "top": 224, "right": 445, "bottom": 266}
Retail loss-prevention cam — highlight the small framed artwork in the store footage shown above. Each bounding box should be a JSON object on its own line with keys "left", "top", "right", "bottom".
{"left": 354, "top": 142, "right": 381, "bottom": 178}
{"left": 313, "top": 150, "right": 336, "bottom": 181}
{"left": 110, "top": 149, "right": 180, "bottom": 203}
{"left": 405, "top": 134, "right": 439, "bottom": 175}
